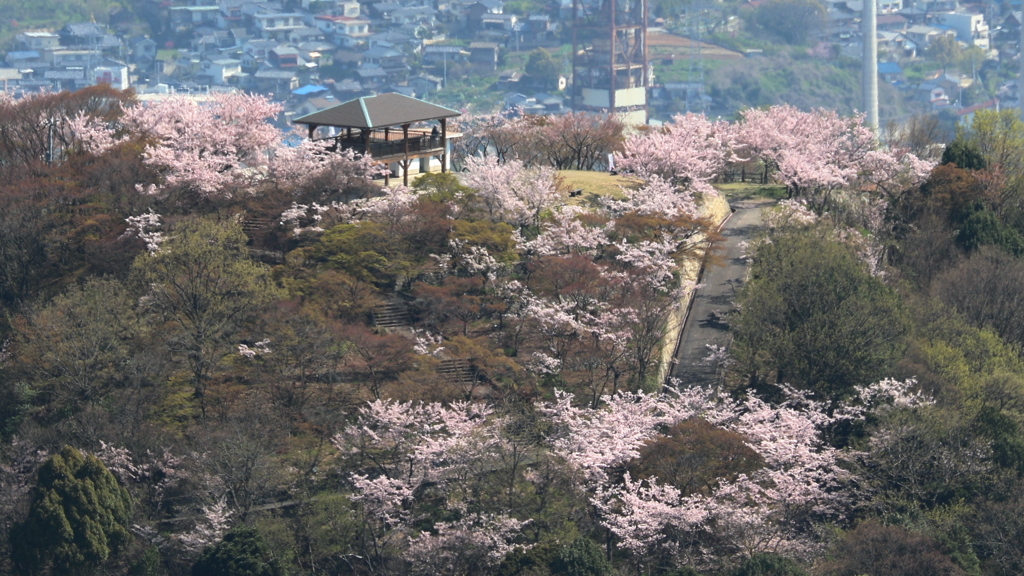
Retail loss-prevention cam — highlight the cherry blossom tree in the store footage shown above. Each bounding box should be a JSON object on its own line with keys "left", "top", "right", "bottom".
{"left": 330, "top": 380, "right": 925, "bottom": 572}
{"left": 462, "top": 155, "right": 561, "bottom": 226}
{"left": 602, "top": 175, "right": 700, "bottom": 220}
{"left": 449, "top": 111, "right": 522, "bottom": 167}
{"left": 0, "top": 85, "right": 130, "bottom": 177}
{"left": 331, "top": 399, "right": 531, "bottom": 573}
{"left": 452, "top": 111, "right": 623, "bottom": 171}
{"left": 734, "top": 105, "right": 933, "bottom": 214}
{"left": 403, "top": 514, "right": 529, "bottom": 576}
{"left": 540, "top": 380, "right": 928, "bottom": 570}
{"left": 123, "top": 210, "right": 164, "bottom": 254}
{"left": 516, "top": 206, "right": 610, "bottom": 257}
{"left": 615, "top": 113, "right": 731, "bottom": 196}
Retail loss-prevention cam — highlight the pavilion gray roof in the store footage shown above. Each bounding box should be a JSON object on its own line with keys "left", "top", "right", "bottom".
{"left": 293, "top": 92, "right": 460, "bottom": 129}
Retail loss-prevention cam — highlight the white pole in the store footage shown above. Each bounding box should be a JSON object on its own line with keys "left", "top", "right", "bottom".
{"left": 862, "top": 0, "right": 879, "bottom": 132}
{"left": 1020, "top": 9, "right": 1024, "bottom": 122}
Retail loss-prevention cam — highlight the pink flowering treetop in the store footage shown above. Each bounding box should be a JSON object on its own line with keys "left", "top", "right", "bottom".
{"left": 330, "top": 399, "right": 533, "bottom": 573}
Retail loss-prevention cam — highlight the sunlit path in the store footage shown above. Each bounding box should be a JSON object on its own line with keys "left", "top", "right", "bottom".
{"left": 670, "top": 200, "right": 768, "bottom": 387}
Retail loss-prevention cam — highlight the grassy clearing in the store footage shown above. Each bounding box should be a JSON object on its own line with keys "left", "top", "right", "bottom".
{"left": 557, "top": 172, "right": 787, "bottom": 207}
{"left": 713, "top": 182, "right": 787, "bottom": 201}
{"left": 558, "top": 170, "right": 643, "bottom": 206}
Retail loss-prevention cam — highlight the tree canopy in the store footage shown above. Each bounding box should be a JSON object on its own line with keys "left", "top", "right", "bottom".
{"left": 732, "top": 229, "right": 908, "bottom": 398}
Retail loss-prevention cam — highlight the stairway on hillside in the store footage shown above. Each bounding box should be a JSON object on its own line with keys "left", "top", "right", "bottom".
{"left": 437, "top": 358, "right": 475, "bottom": 388}
{"left": 373, "top": 299, "right": 410, "bottom": 329}
{"left": 241, "top": 216, "right": 275, "bottom": 234}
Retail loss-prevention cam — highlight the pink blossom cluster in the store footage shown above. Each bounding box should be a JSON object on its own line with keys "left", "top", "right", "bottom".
{"left": 602, "top": 175, "right": 700, "bottom": 220}
{"left": 174, "top": 497, "right": 233, "bottom": 554}
{"left": 123, "top": 210, "right": 165, "bottom": 254}
{"left": 762, "top": 199, "right": 819, "bottom": 230}
{"left": 279, "top": 202, "right": 329, "bottom": 234}
{"left": 344, "top": 185, "right": 422, "bottom": 228}
{"left": 517, "top": 206, "right": 609, "bottom": 257}
{"left": 735, "top": 105, "right": 874, "bottom": 200}
{"left": 237, "top": 339, "right": 271, "bottom": 359}
{"left": 403, "top": 513, "right": 530, "bottom": 576}
{"left": 332, "top": 399, "right": 497, "bottom": 523}
{"left": 615, "top": 113, "right": 732, "bottom": 197}
{"left": 331, "top": 399, "right": 534, "bottom": 567}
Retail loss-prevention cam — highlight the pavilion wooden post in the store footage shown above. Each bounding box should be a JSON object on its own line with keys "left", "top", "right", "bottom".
{"left": 307, "top": 124, "right": 316, "bottom": 139}
{"left": 440, "top": 118, "right": 448, "bottom": 173}
{"left": 402, "top": 123, "right": 410, "bottom": 185}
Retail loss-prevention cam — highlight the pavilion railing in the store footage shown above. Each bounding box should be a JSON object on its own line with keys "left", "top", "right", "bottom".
{"left": 319, "top": 128, "right": 443, "bottom": 159}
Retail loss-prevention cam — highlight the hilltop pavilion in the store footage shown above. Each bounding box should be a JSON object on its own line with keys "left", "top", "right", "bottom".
{"left": 293, "top": 92, "right": 461, "bottom": 186}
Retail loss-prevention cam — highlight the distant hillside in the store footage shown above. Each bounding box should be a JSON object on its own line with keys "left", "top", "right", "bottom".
{"left": 0, "top": 0, "right": 143, "bottom": 48}
{"left": 707, "top": 51, "right": 913, "bottom": 121}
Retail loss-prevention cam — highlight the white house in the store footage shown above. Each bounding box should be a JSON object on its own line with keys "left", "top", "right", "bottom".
{"left": 934, "top": 12, "right": 989, "bottom": 49}
{"left": 252, "top": 12, "right": 306, "bottom": 40}
{"left": 15, "top": 32, "right": 60, "bottom": 52}
{"left": 199, "top": 58, "right": 243, "bottom": 85}
{"left": 314, "top": 15, "right": 371, "bottom": 47}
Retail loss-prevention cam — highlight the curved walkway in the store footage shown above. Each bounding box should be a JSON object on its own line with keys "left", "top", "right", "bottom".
{"left": 670, "top": 200, "right": 768, "bottom": 388}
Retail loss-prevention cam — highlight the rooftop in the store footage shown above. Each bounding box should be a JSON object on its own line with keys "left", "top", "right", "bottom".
{"left": 293, "top": 92, "right": 460, "bottom": 128}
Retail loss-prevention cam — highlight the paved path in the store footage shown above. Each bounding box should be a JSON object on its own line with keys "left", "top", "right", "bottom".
{"left": 670, "top": 200, "right": 767, "bottom": 387}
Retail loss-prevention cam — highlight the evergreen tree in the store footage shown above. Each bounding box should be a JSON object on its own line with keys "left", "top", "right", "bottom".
{"left": 734, "top": 553, "right": 807, "bottom": 576}
{"left": 940, "top": 138, "right": 987, "bottom": 171}
{"left": 191, "top": 527, "right": 283, "bottom": 576}
{"left": 550, "top": 536, "right": 611, "bottom": 576}
{"left": 10, "top": 446, "right": 132, "bottom": 576}
{"left": 525, "top": 49, "right": 560, "bottom": 89}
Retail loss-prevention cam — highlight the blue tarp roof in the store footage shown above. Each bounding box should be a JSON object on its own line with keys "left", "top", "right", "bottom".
{"left": 878, "top": 62, "right": 902, "bottom": 75}
{"left": 292, "top": 84, "right": 328, "bottom": 95}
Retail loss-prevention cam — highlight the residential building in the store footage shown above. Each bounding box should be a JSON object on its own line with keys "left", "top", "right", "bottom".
{"left": 252, "top": 12, "right": 307, "bottom": 40}
{"left": 15, "top": 32, "right": 60, "bottom": 52}
{"left": 469, "top": 42, "right": 499, "bottom": 69}
{"left": 199, "top": 58, "right": 244, "bottom": 84}
{"left": 934, "top": 11, "right": 989, "bottom": 49}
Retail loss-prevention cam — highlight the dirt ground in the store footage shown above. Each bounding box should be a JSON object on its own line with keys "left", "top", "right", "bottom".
{"left": 648, "top": 32, "right": 744, "bottom": 60}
